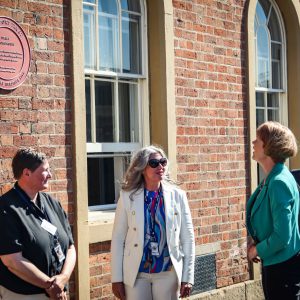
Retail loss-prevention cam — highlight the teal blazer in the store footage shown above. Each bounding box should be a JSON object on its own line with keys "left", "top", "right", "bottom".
{"left": 246, "top": 163, "right": 300, "bottom": 266}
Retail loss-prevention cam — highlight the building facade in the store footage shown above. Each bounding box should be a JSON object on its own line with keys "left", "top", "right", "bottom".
{"left": 1, "top": 0, "right": 300, "bottom": 299}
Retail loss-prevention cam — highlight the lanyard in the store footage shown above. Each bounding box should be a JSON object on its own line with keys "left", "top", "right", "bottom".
{"left": 13, "top": 184, "right": 65, "bottom": 274}
{"left": 13, "top": 185, "right": 58, "bottom": 238}
{"left": 145, "top": 188, "right": 162, "bottom": 240}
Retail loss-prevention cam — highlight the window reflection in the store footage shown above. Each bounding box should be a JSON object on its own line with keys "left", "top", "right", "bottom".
{"left": 122, "top": 13, "right": 140, "bottom": 73}
{"left": 83, "top": 4, "right": 96, "bottom": 69}
{"left": 257, "top": 26, "right": 270, "bottom": 88}
{"left": 98, "top": 0, "right": 118, "bottom": 14}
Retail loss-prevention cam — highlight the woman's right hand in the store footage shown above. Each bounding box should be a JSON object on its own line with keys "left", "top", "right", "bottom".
{"left": 112, "top": 282, "right": 126, "bottom": 299}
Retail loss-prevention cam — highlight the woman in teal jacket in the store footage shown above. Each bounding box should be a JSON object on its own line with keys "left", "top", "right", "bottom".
{"left": 246, "top": 121, "right": 300, "bottom": 300}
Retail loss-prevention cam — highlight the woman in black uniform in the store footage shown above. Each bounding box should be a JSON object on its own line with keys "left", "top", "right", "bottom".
{"left": 0, "top": 148, "right": 76, "bottom": 300}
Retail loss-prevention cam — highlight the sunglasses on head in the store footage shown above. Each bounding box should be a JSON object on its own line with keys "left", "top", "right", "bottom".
{"left": 148, "top": 158, "right": 168, "bottom": 168}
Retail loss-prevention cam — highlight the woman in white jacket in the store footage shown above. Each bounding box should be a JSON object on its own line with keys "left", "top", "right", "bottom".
{"left": 111, "top": 145, "right": 195, "bottom": 300}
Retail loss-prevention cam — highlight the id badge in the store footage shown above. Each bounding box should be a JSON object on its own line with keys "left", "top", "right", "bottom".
{"left": 150, "top": 242, "right": 159, "bottom": 256}
{"left": 54, "top": 243, "right": 66, "bottom": 263}
{"left": 41, "top": 219, "right": 57, "bottom": 235}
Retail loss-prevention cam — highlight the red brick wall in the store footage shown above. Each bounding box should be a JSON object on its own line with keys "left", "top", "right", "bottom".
{"left": 0, "top": 0, "right": 251, "bottom": 298}
{"left": 0, "top": 0, "right": 74, "bottom": 297}
{"left": 90, "top": 242, "right": 113, "bottom": 300}
{"left": 173, "top": 0, "right": 249, "bottom": 287}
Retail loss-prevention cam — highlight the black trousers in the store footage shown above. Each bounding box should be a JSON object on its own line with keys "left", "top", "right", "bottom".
{"left": 262, "top": 252, "right": 300, "bottom": 300}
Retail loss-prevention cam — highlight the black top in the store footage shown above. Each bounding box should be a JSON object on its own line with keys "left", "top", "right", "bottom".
{"left": 0, "top": 183, "right": 74, "bottom": 295}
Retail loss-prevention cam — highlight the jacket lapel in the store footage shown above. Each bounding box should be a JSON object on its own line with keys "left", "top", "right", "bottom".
{"left": 250, "top": 185, "right": 268, "bottom": 216}
{"left": 250, "top": 163, "right": 284, "bottom": 217}
{"left": 161, "top": 183, "right": 173, "bottom": 245}
{"left": 130, "top": 188, "right": 145, "bottom": 244}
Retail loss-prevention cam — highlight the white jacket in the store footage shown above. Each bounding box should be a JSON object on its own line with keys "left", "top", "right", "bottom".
{"left": 111, "top": 183, "right": 195, "bottom": 287}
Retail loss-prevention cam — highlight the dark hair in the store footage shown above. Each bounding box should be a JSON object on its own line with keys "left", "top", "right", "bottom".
{"left": 12, "top": 148, "right": 47, "bottom": 179}
{"left": 257, "top": 121, "right": 298, "bottom": 163}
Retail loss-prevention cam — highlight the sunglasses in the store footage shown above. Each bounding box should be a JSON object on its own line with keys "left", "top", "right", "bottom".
{"left": 148, "top": 158, "right": 168, "bottom": 168}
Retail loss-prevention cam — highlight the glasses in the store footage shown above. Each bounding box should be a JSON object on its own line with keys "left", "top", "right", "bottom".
{"left": 148, "top": 158, "right": 168, "bottom": 168}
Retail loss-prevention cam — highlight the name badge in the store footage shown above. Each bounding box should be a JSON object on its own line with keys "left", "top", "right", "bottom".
{"left": 150, "top": 242, "right": 160, "bottom": 256}
{"left": 41, "top": 219, "right": 57, "bottom": 235}
{"left": 54, "top": 243, "right": 66, "bottom": 263}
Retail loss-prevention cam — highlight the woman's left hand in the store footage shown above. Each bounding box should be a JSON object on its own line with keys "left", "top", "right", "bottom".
{"left": 247, "top": 244, "right": 261, "bottom": 263}
{"left": 180, "top": 282, "right": 192, "bottom": 298}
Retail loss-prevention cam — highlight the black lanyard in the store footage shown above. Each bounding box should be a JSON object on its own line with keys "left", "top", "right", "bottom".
{"left": 13, "top": 185, "right": 58, "bottom": 240}
{"left": 14, "top": 185, "right": 46, "bottom": 220}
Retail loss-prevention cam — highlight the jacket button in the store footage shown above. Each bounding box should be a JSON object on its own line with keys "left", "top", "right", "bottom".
{"left": 134, "top": 244, "right": 138, "bottom": 247}
{"left": 175, "top": 212, "right": 178, "bottom": 215}
{"left": 133, "top": 227, "right": 137, "bottom": 231}
{"left": 132, "top": 211, "right": 135, "bottom": 215}
{"left": 175, "top": 228, "right": 177, "bottom": 231}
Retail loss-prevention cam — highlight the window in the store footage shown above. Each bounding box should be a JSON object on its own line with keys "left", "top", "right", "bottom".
{"left": 254, "top": 0, "right": 287, "bottom": 180}
{"left": 83, "top": 0, "right": 147, "bottom": 210}
{"left": 255, "top": 0, "right": 286, "bottom": 127}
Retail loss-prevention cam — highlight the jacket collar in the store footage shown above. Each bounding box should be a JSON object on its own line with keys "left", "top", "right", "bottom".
{"left": 250, "top": 163, "right": 285, "bottom": 217}
{"left": 264, "top": 163, "right": 284, "bottom": 187}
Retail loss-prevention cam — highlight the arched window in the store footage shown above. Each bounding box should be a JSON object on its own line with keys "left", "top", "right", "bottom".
{"left": 255, "top": 0, "right": 286, "bottom": 128}
{"left": 83, "top": 0, "right": 147, "bottom": 210}
{"left": 254, "top": 0, "right": 287, "bottom": 181}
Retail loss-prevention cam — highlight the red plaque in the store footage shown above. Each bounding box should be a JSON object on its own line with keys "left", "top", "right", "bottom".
{"left": 0, "top": 17, "right": 31, "bottom": 90}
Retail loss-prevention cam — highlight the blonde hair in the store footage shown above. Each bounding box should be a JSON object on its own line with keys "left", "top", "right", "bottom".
{"left": 257, "top": 121, "right": 298, "bottom": 163}
{"left": 122, "top": 145, "right": 175, "bottom": 195}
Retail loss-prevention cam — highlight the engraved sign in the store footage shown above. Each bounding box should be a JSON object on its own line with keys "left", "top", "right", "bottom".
{"left": 0, "top": 17, "right": 31, "bottom": 90}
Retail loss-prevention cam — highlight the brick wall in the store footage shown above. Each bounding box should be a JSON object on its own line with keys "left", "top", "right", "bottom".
{"left": 173, "top": 0, "right": 249, "bottom": 287}
{"left": 0, "top": 0, "right": 74, "bottom": 296}
{"left": 90, "top": 242, "right": 113, "bottom": 300}
{"left": 0, "top": 0, "right": 252, "bottom": 299}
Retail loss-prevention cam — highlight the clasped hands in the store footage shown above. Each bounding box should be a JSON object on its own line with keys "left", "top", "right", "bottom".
{"left": 46, "top": 274, "right": 69, "bottom": 300}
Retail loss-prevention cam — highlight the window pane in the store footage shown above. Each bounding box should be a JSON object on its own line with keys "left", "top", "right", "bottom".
{"left": 84, "top": 0, "right": 95, "bottom": 3}
{"left": 267, "top": 93, "right": 279, "bottom": 122}
{"left": 267, "top": 93, "right": 279, "bottom": 108}
{"left": 256, "top": 92, "right": 264, "bottom": 107}
{"left": 256, "top": 1, "right": 270, "bottom": 25}
{"left": 87, "top": 155, "right": 130, "bottom": 206}
{"left": 256, "top": 109, "right": 265, "bottom": 127}
{"left": 119, "top": 83, "right": 130, "bottom": 142}
{"left": 87, "top": 157, "right": 115, "bottom": 206}
{"left": 83, "top": 5, "right": 96, "bottom": 69}
{"left": 121, "top": 0, "right": 141, "bottom": 12}
{"left": 271, "top": 43, "right": 281, "bottom": 89}
{"left": 267, "top": 109, "right": 279, "bottom": 121}
{"left": 257, "top": 25, "right": 270, "bottom": 88}
{"left": 99, "top": 15, "right": 119, "bottom": 71}
{"left": 85, "top": 79, "right": 92, "bottom": 142}
{"left": 268, "top": 8, "right": 281, "bottom": 42}
{"left": 95, "top": 81, "right": 114, "bottom": 142}
{"left": 99, "top": 0, "right": 117, "bottom": 14}
{"left": 122, "top": 13, "right": 141, "bottom": 74}
{"left": 119, "top": 82, "right": 139, "bottom": 142}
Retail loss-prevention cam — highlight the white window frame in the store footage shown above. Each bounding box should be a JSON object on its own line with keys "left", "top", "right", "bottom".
{"left": 254, "top": 0, "right": 287, "bottom": 126}
{"left": 83, "top": 0, "right": 149, "bottom": 211}
{"left": 254, "top": 0, "right": 288, "bottom": 181}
